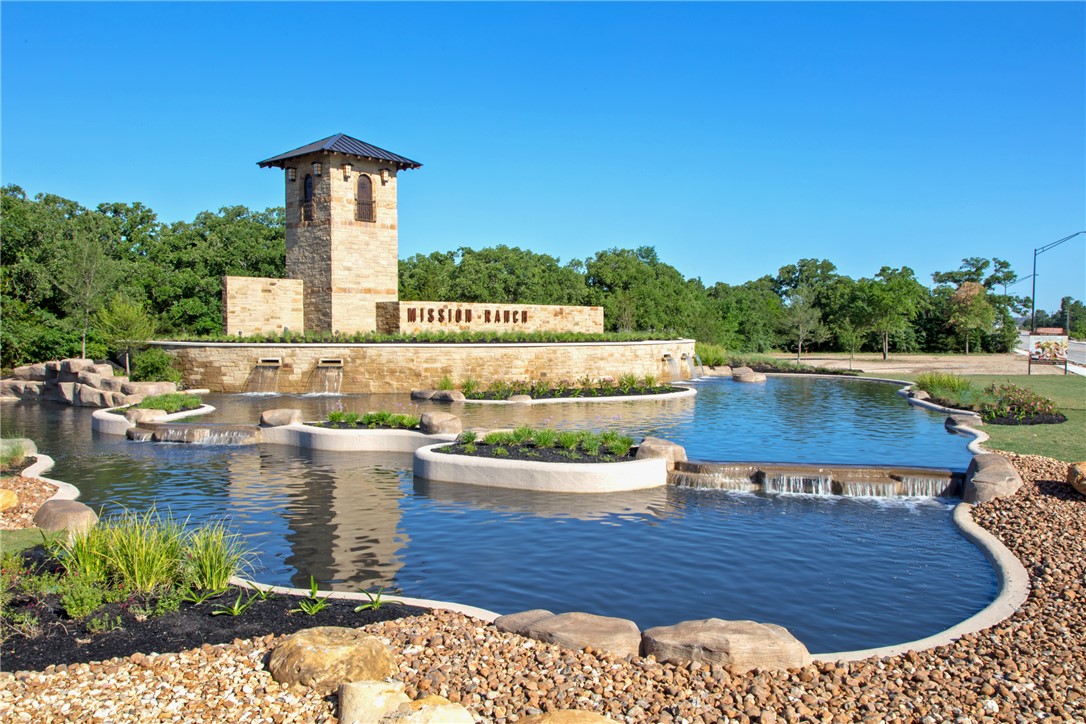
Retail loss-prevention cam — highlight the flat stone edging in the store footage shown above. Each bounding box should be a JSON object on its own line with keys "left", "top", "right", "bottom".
{"left": 413, "top": 443, "right": 668, "bottom": 493}
{"left": 228, "top": 576, "right": 500, "bottom": 623}
{"left": 460, "top": 386, "right": 697, "bottom": 405}
{"left": 814, "top": 500, "right": 1030, "bottom": 661}
{"left": 261, "top": 424, "right": 458, "bottom": 452}
{"left": 91, "top": 404, "right": 217, "bottom": 435}
{"left": 19, "top": 453, "right": 81, "bottom": 502}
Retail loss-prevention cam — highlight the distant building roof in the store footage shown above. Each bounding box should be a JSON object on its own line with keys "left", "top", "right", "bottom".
{"left": 258, "top": 133, "right": 422, "bottom": 170}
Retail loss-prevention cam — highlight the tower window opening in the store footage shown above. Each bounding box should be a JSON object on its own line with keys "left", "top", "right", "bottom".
{"left": 356, "top": 174, "right": 375, "bottom": 222}
{"left": 302, "top": 174, "right": 314, "bottom": 222}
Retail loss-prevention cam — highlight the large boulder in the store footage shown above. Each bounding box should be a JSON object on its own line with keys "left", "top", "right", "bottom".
{"left": 1, "top": 438, "right": 37, "bottom": 460}
{"left": 507, "top": 394, "right": 533, "bottom": 404}
{"left": 260, "top": 408, "right": 303, "bottom": 427}
{"left": 100, "top": 376, "right": 129, "bottom": 392}
{"left": 0, "top": 489, "right": 18, "bottom": 512}
{"left": 733, "top": 371, "right": 767, "bottom": 383}
{"left": 430, "top": 390, "right": 466, "bottom": 403}
{"left": 641, "top": 618, "right": 812, "bottom": 674}
{"left": 493, "top": 609, "right": 556, "bottom": 635}
{"left": 77, "top": 370, "right": 104, "bottom": 389}
{"left": 34, "top": 500, "right": 99, "bottom": 535}
{"left": 410, "top": 389, "right": 436, "bottom": 400}
{"left": 55, "top": 382, "right": 77, "bottom": 404}
{"left": 267, "top": 627, "right": 397, "bottom": 695}
{"left": 419, "top": 412, "right": 462, "bottom": 435}
{"left": 635, "top": 437, "right": 687, "bottom": 471}
{"left": 338, "top": 681, "right": 410, "bottom": 724}
{"left": 963, "top": 453, "right": 1023, "bottom": 504}
{"left": 12, "top": 363, "right": 48, "bottom": 381}
{"left": 59, "top": 358, "right": 94, "bottom": 375}
{"left": 1067, "top": 462, "right": 1086, "bottom": 497}
{"left": 125, "top": 408, "right": 169, "bottom": 424}
{"left": 381, "top": 696, "right": 475, "bottom": 723}
{"left": 2, "top": 380, "right": 44, "bottom": 399}
{"left": 75, "top": 384, "right": 112, "bottom": 408}
{"left": 120, "top": 381, "right": 177, "bottom": 397}
{"left": 88, "top": 363, "right": 116, "bottom": 377}
{"left": 526, "top": 612, "right": 642, "bottom": 658}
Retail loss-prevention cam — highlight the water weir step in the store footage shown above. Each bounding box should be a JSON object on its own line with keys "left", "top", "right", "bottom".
{"left": 669, "top": 461, "right": 963, "bottom": 498}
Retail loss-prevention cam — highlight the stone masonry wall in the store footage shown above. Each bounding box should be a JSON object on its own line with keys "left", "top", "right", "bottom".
{"left": 156, "top": 340, "right": 695, "bottom": 394}
{"left": 283, "top": 152, "right": 400, "bottom": 334}
{"left": 222, "top": 277, "right": 304, "bottom": 336}
{"left": 375, "top": 302, "right": 604, "bottom": 335}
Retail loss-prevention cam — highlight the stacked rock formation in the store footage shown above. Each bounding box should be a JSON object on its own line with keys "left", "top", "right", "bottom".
{"left": 1, "top": 358, "right": 176, "bottom": 408}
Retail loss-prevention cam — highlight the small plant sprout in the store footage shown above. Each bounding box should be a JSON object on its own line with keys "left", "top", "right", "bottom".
{"left": 291, "top": 575, "right": 332, "bottom": 615}
{"left": 182, "top": 587, "right": 227, "bottom": 605}
{"left": 212, "top": 591, "right": 256, "bottom": 616}
{"left": 354, "top": 586, "right": 389, "bottom": 612}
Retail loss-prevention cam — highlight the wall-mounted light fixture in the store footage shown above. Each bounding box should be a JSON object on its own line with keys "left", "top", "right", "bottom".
{"left": 312, "top": 161, "right": 322, "bottom": 176}
{"left": 342, "top": 163, "right": 352, "bottom": 181}
{"left": 286, "top": 167, "right": 297, "bottom": 182}
{"left": 380, "top": 168, "right": 390, "bottom": 185}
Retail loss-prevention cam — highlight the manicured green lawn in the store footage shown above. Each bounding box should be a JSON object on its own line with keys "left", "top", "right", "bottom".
{"left": 899, "top": 373, "right": 1086, "bottom": 462}
{"left": 0, "top": 527, "right": 56, "bottom": 555}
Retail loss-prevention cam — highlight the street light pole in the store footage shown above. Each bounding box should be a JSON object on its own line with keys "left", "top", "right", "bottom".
{"left": 1030, "top": 231, "right": 1086, "bottom": 333}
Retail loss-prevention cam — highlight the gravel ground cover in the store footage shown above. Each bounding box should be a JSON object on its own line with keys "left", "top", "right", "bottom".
{"left": 0, "top": 474, "right": 56, "bottom": 530}
{"left": 1, "top": 453, "right": 1083, "bottom": 722}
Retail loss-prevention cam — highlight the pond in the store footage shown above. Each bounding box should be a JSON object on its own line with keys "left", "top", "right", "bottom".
{"left": 1, "top": 376, "right": 994, "bottom": 654}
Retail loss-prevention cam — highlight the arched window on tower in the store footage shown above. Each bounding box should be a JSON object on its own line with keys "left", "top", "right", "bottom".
{"left": 302, "top": 174, "right": 314, "bottom": 222}
{"left": 356, "top": 174, "right": 374, "bottom": 222}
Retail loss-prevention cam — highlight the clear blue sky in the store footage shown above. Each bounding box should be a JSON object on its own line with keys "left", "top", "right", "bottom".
{"left": 3, "top": 2, "right": 1083, "bottom": 312}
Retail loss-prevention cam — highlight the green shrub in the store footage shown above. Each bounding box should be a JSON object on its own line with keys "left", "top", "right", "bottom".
{"left": 438, "top": 375, "right": 455, "bottom": 391}
{"left": 459, "top": 431, "right": 478, "bottom": 444}
{"left": 135, "top": 393, "right": 202, "bottom": 413}
{"left": 0, "top": 439, "right": 28, "bottom": 471}
{"left": 532, "top": 429, "right": 557, "bottom": 448}
{"left": 512, "top": 425, "right": 535, "bottom": 445}
{"left": 484, "top": 431, "right": 514, "bottom": 446}
{"left": 130, "top": 348, "right": 182, "bottom": 384}
{"left": 556, "top": 431, "right": 581, "bottom": 450}
{"left": 695, "top": 342, "right": 728, "bottom": 367}
{"left": 460, "top": 377, "right": 480, "bottom": 396}
{"left": 183, "top": 520, "right": 252, "bottom": 591}
{"left": 59, "top": 576, "right": 105, "bottom": 619}
{"left": 580, "top": 432, "right": 602, "bottom": 456}
{"left": 914, "top": 372, "right": 973, "bottom": 397}
{"left": 980, "top": 384, "right": 1063, "bottom": 423}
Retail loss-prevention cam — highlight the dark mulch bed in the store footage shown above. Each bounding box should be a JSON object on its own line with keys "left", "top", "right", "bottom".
{"left": 436, "top": 443, "right": 636, "bottom": 465}
{"left": 2, "top": 580, "right": 426, "bottom": 672}
{"left": 985, "top": 412, "right": 1068, "bottom": 425}
{"left": 464, "top": 385, "right": 686, "bottom": 401}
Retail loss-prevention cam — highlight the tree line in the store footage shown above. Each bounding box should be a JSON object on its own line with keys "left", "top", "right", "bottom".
{"left": 3, "top": 184, "right": 1080, "bottom": 369}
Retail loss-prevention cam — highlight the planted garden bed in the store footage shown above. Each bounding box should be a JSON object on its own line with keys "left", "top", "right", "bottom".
{"left": 913, "top": 373, "right": 1067, "bottom": 426}
{"left": 106, "top": 392, "right": 204, "bottom": 415}
{"left": 313, "top": 410, "right": 421, "bottom": 430}
{"left": 435, "top": 427, "right": 637, "bottom": 464}
{"left": 0, "top": 508, "right": 423, "bottom": 672}
{"left": 443, "top": 374, "right": 687, "bottom": 401}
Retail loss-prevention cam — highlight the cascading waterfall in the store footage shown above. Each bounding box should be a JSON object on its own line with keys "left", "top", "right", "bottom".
{"left": 896, "top": 476, "right": 960, "bottom": 497}
{"left": 146, "top": 424, "right": 262, "bottom": 445}
{"left": 665, "top": 356, "right": 681, "bottom": 381}
{"left": 669, "top": 467, "right": 760, "bottom": 492}
{"left": 692, "top": 353, "right": 705, "bottom": 376}
{"left": 305, "top": 364, "right": 343, "bottom": 395}
{"left": 763, "top": 473, "right": 835, "bottom": 496}
{"left": 837, "top": 481, "right": 901, "bottom": 498}
{"left": 683, "top": 355, "right": 697, "bottom": 379}
{"left": 245, "top": 362, "right": 281, "bottom": 394}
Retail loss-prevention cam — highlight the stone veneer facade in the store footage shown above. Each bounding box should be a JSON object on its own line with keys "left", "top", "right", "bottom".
{"left": 222, "top": 277, "right": 304, "bottom": 337}
{"left": 376, "top": 301, "right": 603, "bottom": 335}
{"left": 285, "top": 152, "right": 401, "bottom": 334}
{"left": 156, "top": 339, "right": 695, "bottom": 394}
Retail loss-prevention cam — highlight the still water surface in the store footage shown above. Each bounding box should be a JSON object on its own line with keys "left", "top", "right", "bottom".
{"left": 1, "top": 377, "right": 993, "bottom": 653}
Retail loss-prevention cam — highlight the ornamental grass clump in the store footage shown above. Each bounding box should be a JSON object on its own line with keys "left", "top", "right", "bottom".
{"left": 135, "top": 393, "right": 203, "bottom": 413}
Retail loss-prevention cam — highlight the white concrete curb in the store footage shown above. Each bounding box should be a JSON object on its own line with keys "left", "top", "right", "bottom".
{"left": 461, "top": 386, "right": 697, "bottom": 405}
{"left": 228, "top": 577, "right": 500, "bottom": 623}
{"left": 261, "top": 424, "right": 457, "bottom": 452}
{"left": 413, "top": 442, "right": 667, "bottom": 493}
{"left": 19, "top": 453, "right": 81, "bottom": 502}
{"left": 814, "top": 501, "right": 1030, "bottom": 661}
{"left": 91, "top": 404, "right": 217, "bottom": 435}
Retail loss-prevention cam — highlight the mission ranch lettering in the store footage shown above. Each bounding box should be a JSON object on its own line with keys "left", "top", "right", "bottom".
{"left": 405, "top": 306, "right": 530, "bottom": 325}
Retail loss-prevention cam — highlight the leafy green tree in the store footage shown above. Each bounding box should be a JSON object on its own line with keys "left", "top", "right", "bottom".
{"left": 862, "top": 266, "right": 929, "bottom": 360}
{"left": 54, "top": 212, "right": 121, "bottom": 359}
{"left": 96, "top": 294, "right": 157, "bottom": 375}
{"left": 779, "top": 285, "right": 829, "bottom": 362}
{"left": 948, "top": 282, "right": 996, "bottom": 354}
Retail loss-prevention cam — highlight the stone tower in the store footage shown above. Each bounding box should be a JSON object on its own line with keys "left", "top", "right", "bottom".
{"left": 258, "top": 134, "right": 421, "bottom": 334}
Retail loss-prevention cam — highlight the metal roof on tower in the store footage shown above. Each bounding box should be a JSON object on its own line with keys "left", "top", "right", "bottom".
{"left": 258, "top": 133, "right": 422, "bottom": 170}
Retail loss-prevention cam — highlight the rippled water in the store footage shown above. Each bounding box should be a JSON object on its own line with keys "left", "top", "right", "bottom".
{"left": 0, "top": 377, "right": 994, "bottom": 653}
